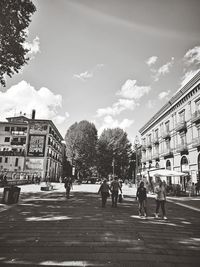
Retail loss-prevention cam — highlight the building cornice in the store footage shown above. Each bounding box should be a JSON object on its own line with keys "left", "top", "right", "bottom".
{"left": 139, "top": 70, "right": 200, "bottom": 135}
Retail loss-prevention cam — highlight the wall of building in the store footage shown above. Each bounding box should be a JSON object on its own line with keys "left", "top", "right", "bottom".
{"left": 140, "top": 72, "right": 200, "bottom": 185}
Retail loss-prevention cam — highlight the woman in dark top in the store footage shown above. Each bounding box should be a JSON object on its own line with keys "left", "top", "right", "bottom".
{"left": 136, "top": 181, "right": 147, "bottom": 217}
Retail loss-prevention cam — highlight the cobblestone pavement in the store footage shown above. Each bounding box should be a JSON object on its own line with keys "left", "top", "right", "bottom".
{"left": 0, "top": 184, "right": 200, "bottom": 267}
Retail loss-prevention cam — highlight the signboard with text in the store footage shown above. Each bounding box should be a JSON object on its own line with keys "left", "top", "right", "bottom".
{"left": 25, "top": 158, "right": 44, "bottom": 171}
{"left": 27, "top": 134, "right": 46, "bottom": 157}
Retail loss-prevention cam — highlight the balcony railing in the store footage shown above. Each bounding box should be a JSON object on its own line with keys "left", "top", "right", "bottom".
{"left": 11, "top": 141, "right": 26, "bottom": 146}
{"left": 162, "top": 149, "right": 173, "bottom": 159}
{"left": 176, "top": 143, "right": 188, "bottom": 153}
{"left": 141, "top": 157, "right": 146, "bottom": 163}
{"left": 152, "top": 152, "right": 160, "bottom": 160}
{"left": 146, "top": 155, "right": 152, "bottom": 162}
{"left": 176, "top": 121, "right": 187, "bottom": 132}
{"left": 141, "top": 145, "right": 146, "bottom": 151}
{"left": 11, "top": 131, "right": 27, "bottom": 136}
{"left": 153, "top": 137, "right": 159, "bottom": 145}
{"left": 191, "top": 110, "right": 200, "bottom": 124}
{"left": 162, "top": 131, "right": 171, "bottom": 140}
{"left": 0, "top": 151, "right": 25, "bottom": 156}
{"left": 192, "top": 137, "right": 200, "bottom": 148}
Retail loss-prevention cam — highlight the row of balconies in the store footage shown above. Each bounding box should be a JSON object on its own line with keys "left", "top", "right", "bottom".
{"left": 47, "top": 153, "right": 62, "bottom": 162}
{"left": 142, "top": 137, "right": 200, "bottom": 164}
{"left": 142, "top": 113, "right": 200, "bottom": 150}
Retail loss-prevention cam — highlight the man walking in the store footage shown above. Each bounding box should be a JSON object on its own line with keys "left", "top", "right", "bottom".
{"left": 110, "top": 177, "right": 122, "bottom": 207}
{"left": 64, "top": 176, "right": 73, "bottom": 199}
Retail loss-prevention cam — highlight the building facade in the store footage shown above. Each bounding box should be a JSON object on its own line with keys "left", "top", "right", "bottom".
{"left": 139, "top": 71, "right": 200, "bottom": 189}
{"left": 0, "top": 111, "right": 64, "bottom": 181}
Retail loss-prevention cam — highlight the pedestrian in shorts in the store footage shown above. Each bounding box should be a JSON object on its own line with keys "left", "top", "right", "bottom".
{"left": 136, "top": 181, "right": 147, "bottom": 217}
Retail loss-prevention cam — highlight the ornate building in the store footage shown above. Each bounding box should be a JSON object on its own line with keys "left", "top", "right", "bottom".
{"left": 0, "top": 111, "right": 64, "bottom": 181}
{"left": 139, "top": 71, "right": 200, "bottom": 189}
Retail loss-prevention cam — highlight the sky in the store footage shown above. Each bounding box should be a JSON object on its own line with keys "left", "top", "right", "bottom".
{"left": 0, "top": 0, "right": 200, "bottom": 144}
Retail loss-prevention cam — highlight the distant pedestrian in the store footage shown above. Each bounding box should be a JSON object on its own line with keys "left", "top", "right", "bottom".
{"left": 110, "top": 177, "right": 122, "bottom": 207}
{"left": 64, "top": 176, "right": 72, "bottom": 198}
{"left": 136, "top": 181, "right": 147, "bottom": 217}
{"left": 98, "top": 179, "right": 110, "bottom": 208}
{"left": 154, "top": 177, "right": 167, "bottom": 220}
{"left": 195, "top": 182, "right": 200, "bottom": 196}
{"left": 191, "top": 183, "right": 196, "bottom": 196}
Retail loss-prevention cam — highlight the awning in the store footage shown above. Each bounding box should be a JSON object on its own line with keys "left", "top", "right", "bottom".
{"left": 148, "top": 169, "right": 187, "bottom": 177}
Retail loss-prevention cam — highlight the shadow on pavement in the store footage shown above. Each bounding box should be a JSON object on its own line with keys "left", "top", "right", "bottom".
{"left": 0, "top": 190, "right": 199, "bottom": 266}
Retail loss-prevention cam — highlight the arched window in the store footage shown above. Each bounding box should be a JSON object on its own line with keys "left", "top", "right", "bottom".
{"left": 166, "top": 160, "right": 171, "bottom": 170}
{"left": 181, "top": 156, "right": 188, "bottom": 167}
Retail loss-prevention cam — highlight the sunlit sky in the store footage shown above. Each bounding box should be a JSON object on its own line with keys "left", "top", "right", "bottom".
{"left": 1, "top": 0, "right": 200, "bottom": 143}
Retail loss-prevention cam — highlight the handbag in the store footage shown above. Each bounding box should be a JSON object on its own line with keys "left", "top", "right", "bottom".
{"left": 118, "top": 193, "right": 123, "bottom": 203}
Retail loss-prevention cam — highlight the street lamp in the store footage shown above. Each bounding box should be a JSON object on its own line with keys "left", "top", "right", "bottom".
{"left": 134, "top": 135, "right": 140, "bottom": 185}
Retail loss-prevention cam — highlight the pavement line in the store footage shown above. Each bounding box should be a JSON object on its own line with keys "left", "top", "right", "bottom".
{"left": 167, "top": 199, "right": 200, "bottom": 212}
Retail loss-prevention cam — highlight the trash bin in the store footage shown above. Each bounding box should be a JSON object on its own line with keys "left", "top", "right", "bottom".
{"left": 1, "top": 186, "right": 21, "bottom": 204}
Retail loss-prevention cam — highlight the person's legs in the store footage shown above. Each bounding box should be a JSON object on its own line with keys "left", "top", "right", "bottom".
{"left": 102, "top": 193, "right": 107, "bottom": 207}
{"left": 143, "top": 199, "right": 147, "bottom": 216}
{"left": 114, "top": 191, "right": 118, "bottom": 207}
{"left": 138, "top": 200, "right": 142, "bottom": 216}
{"left": 111, "top": 193, "right": 115, "bottom": 207}
{"left": 161, "top": 200, "right": 166, "bottom": 218}
{"left": 155, "top": 200, "right": 160, "bottom": 217}
{"left": 66, "top": 187, "right": 70, "bottom": 198}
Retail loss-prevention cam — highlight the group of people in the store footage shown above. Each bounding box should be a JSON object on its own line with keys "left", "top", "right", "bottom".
{"left": 98, "top": 175, "right": 168, "bottom": 220}
{"left": 98, "top": 176, "right": 123, "bottom": 208}
{"left": 136, "top": 177, "right": 167, "bottom": 220}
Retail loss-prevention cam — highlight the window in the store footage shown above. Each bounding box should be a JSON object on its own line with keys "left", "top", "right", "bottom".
{"left": 5, "top": 126, "right": 10, "bottom": 131}
{"left": 0, "top": 157, "right": 2, "bottom": 163}
{"left": 196, "top": 99, "right": 200, "bottom": 111}
{"left": 5, "top": 157, "right": 8, "bottom": 163}
{"left": 155, "top": 129, "right": 158, "bottom": 139}
{"left": 11, "top": 127, "right": 14, "bottom": 131}
{"left": 179, "top": 110, "right": 185, "bottom": 123}
{"left": 15, "top": 158, "right": 19, "bottom": 167}
{"left": 4, "top": 137, "right": 10, "bottom": 142}
{"left": 20, "top": 137, "right": 26, "bottom": 144}
{"left": 165, "top": 121, "right": 170, "bottom": 132}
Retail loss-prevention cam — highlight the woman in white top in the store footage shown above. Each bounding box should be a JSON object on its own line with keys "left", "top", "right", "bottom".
{"left": 154, "top": 177, "right": 167, "bottom": 220}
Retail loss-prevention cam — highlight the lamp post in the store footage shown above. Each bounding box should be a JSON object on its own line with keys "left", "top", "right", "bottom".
{"left": 134, "top": 135, "right": 140, "bottom": 186}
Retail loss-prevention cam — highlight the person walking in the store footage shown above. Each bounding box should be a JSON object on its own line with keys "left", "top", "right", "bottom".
{"left": 154, "top": 177, "right": 167, "bottom": 220}
{"left": 136, "top": 181, "right": 147, "bottom": 217}
{"left": 64, "top": 176, "right": 72, "bottom": 198}
{"left": 110, "top": 177, "right": 122, "bottom": 207}
{"left": 98, "top": 179, "right": 111, "bottom": 208}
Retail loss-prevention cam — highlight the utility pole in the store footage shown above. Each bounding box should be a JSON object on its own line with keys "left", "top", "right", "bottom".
{"left": 134, "top": 135, "right": 139, "bottom": 186}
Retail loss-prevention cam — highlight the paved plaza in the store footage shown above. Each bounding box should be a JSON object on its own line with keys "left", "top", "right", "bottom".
{"left": 0, "top": 183, "right": 200, "bottom": 267}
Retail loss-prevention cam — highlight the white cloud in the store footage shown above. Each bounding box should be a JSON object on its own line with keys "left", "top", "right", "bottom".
{"left": 65, "top": 112, "right": 70, "bottom": 118}
{"left": 23, "top": 36, "right": 40, "bottom": 57}
{"left": 146, "top": 56, "right": 158, "bottom": 66}
{"left": 0, "top": 80, "right": 69, "bottom": 126}
{"left": 117, "top": 80, "right": 151, "bottom": 99}
{"left": 180, "top": 69, "right": 199, "bottom": 88}
{"left": 73, "top": 63, "right": 104, "bottom": 82}
{"left": 184, "top": 46, "right": 200, "bottom": 66}
{"left": 153, "top": 57, "right": 174, "bottom": 81}
{"left": 98, "top": 115, "right": 134, "bottom": 134}
{"left": 96, "top": 99, "right": 136, "bottom": 117}
{"left": 73, "top": 71, "right": 93, "bottom": 81}
{"left": 158, "top": 90, "right": 171, "bottom": 100}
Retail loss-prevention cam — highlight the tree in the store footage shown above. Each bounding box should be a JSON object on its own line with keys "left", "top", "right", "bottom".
{"left": 65, "top": 120, "right": 98, "bottom": 178}
{"left": 97, "top": 128, "right": 132, "bottom": 179}
{"left": 0, "top": 0, "right": 36, "bottom": 86}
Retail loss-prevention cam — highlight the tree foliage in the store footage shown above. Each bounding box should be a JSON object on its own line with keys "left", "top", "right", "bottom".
{"left": 0, "top": 0, "right": 36, "bottom": 86}
{"left": 65, "top": 120, "right": 98, "bottom": 177}
{"left": 96, "top": 128, "right": 132, "bottom": 178}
